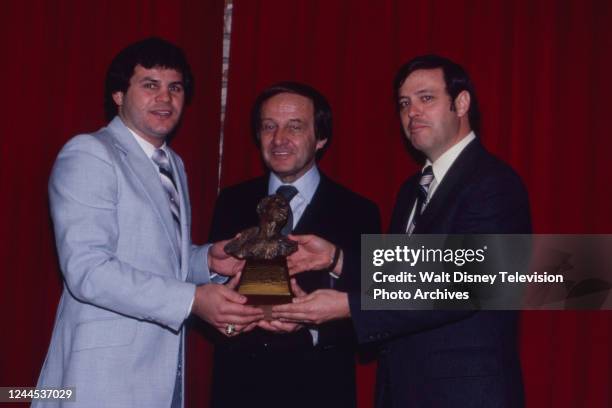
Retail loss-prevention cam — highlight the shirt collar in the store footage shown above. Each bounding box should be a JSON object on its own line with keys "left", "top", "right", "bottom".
{"left": 268, "top": 165, "right": 320, "bottom": 204}
{"left": 125, "top": 123, "right": 168, "bottom": 159}
{"left": 425, "top": 131, "right": 476, "bottom": 183}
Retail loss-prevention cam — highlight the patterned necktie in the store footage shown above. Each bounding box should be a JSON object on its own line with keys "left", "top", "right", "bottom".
{"left": 152, "top": 149, "right": 181, "bottom": 234}
{"left": 276, "top": 185, "right": 299, "bottom": 236}
{"left": 156, "top": 149, "right": 182, "bottom": 408}
{"left": 407, "top": 166, "right": 434, "bottom": 234}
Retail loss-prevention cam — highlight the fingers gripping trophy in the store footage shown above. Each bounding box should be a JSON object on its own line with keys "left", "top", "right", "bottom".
{"left": 224, "top": 193, "right": 297, "bottom": 318}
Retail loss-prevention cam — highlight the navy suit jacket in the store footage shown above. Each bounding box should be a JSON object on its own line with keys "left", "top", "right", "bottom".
{"left": 349, "top": 139, "right": 531, "bottom": 408}
{"left": 208, "top": 173, "right": 381, "bottom": 408}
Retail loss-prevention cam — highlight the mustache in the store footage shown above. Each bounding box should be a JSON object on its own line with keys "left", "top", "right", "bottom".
{"left": 409, "top": 119, "right": 430, "bottom": 128}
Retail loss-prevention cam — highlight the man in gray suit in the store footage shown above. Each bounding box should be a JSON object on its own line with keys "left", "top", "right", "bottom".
{"left": 35, "top": 38, "right": 264, "bottom": 407}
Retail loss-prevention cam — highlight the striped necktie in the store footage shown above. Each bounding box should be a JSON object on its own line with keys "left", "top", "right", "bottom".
{"left": 276, "top": 185, "right": 299, "bottom": 236}
{"left": 407, "top": 165, "right": 434, "bottom": 234}
{"left": 154, "top": 149, "right": 183, "bottom": 408}
{"left": 152, "top": 149, "right": 181, "bottom": 234}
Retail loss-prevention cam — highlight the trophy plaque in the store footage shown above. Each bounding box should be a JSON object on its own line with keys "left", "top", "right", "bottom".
{"left": 224, "top": 194, "right": 297, "bottom": 318}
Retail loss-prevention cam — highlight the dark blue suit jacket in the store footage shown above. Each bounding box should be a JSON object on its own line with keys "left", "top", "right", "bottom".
{"left": 208, "top": 173, "right": 381, "bottom": 408}
{"left": 349, "top": 139, "right": 531, "bottom": 408}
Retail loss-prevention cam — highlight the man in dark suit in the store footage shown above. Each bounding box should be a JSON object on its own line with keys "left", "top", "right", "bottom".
{"left": 208, "top": 82, "right": 381, "bottom": 408}
{"left": 273, "top": 55, "right": 531, "bottom": 407}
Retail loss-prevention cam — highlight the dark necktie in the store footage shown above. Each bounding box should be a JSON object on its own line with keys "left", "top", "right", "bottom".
{"left": 407, "top": 166, "right": 434, "bottom": 234}
{"left": 275, "top": 185, "right": 299, "bottom": 236}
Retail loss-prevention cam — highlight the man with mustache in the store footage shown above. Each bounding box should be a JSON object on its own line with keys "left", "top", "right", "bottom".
{"left": 35, "top": 38, "right": 263, "bottom": 408}
{"left": 274, "top": 55, "right": 531, "bottom": 407}
{"left": 207, "top": 82, "right": 380, "bottom": 408}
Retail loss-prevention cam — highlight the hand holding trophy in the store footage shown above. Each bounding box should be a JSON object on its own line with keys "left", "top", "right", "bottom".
{"left": 223, "top": 193, "right": 297, "bottom": 319}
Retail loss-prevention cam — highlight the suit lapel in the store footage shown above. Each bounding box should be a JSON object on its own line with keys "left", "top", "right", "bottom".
{"left": 262, "top": 172, "right": 327, "bottom": 233}
{"left": 290, "top": 175, "right": 328, "bottom": 291}
{"left": 260, "top": 173, "right": 314, "bottom": 232}
{"left": 397, "top": 181, "right": 420, "bottom": 234}
{"left": 415, "top": 139, "right": 483, "bottom": 233}
{"left": 107, "top": 117, "right": 181, "bottom": 265}
{"left": 292, "top": 174, "right": 327, "bottom": 233}
{"left": 167, "top": 148, "right": 190, "bottom": 277}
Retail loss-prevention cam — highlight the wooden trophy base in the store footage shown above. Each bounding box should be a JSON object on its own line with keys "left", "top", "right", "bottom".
{"left": 238, "top": 257, "right": 293, "bottom": 320}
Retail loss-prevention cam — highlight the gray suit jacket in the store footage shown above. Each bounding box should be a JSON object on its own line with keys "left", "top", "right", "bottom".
{"left": 35, "top": 117, "right": 211, "bottom": 407}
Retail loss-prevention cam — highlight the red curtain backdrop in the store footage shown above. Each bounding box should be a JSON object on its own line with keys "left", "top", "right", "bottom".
{"left": 2, "top": 1, "right": 612, "bottom": 408}
{"left": 0, "top": 1, "right": 224, "bottom": 407}
{"left": 220, "top": 1, "right": 612, "bottom": 407}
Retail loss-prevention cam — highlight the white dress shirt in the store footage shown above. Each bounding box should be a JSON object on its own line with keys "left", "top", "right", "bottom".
{"left": 406, "top": 131, "right": 476, "bottom": 232}
{"left": 127, "top": 127, "right": 173, "bottom": 171}
{"left": 269, "top": 165, "right": 321, "bottom": 344}
{"left": 268, "top": 165, "right": 320, "bottom": 227}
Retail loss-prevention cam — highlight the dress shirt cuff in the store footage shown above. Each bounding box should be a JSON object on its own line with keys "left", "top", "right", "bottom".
{"left": 205, "top": 242, "right": 229, "bottom": 284}
{"left": 329, "top": 273, "right": 340, "bottom": 290}
{"left": 185, "top": 287, "right": 196, "bottom": 319}
{"left": 189, "top": 243, "right": 212, "bottom": 285}
{"left": 209, "top": 273, "right": 229, "bottom": 284}
{"left": 309, "top": 328, "right": 319, "bottom": 346}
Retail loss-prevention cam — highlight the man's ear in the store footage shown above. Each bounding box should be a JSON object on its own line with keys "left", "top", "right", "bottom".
{"left": 454, "top": 90, "right": 471, "bottom": 118}
{"left": 112, "top": 91, "right": 124, "bottom": 107}
{"left": 315, "top": 138, "right": 328, "bottom": 151}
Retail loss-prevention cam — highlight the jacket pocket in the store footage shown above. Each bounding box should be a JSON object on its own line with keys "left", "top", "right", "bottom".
{"left": 72, "top": 318, "right": 137, "bottom": 352}
{"left": 427, "top": 347, "right": 500, "bottom": 379}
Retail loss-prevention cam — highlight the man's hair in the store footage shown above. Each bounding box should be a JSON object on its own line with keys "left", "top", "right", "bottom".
{"left": 104, "top": 37, "right": 194, "bottom": 120}
{"left": 250, "top": 81, "right": 333, "bottom": 150}
{"left": 393, "top": 54, "right": 481, "bottom": 135}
